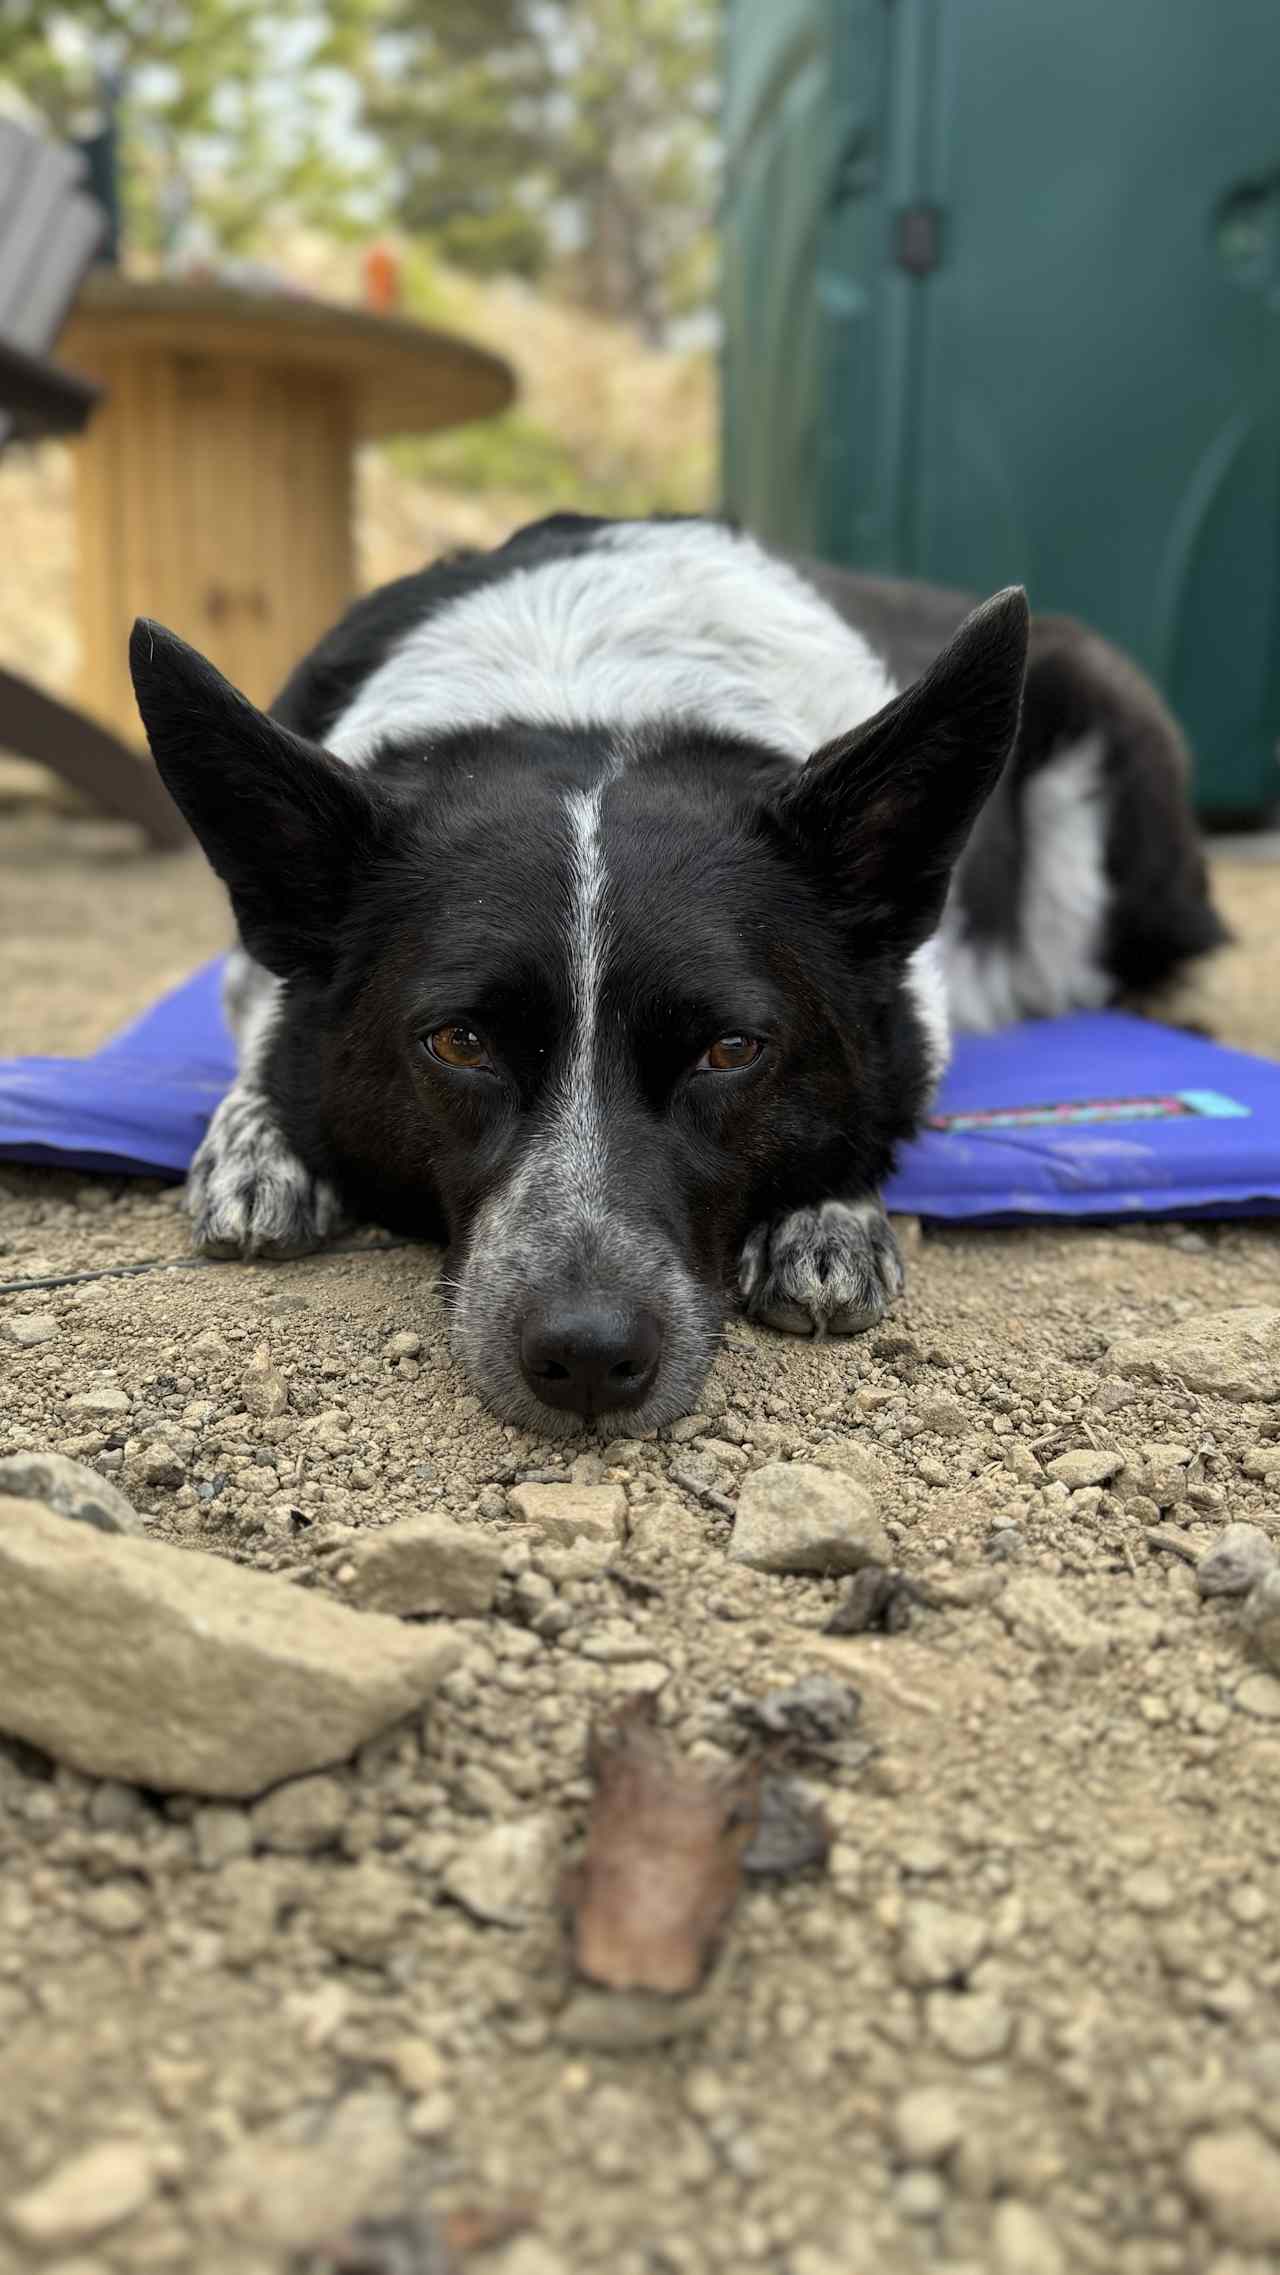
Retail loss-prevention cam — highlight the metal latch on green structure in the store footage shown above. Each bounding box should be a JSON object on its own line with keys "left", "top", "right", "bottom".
{"left": 893, "top": 205, "right": 943, "bottom": 276}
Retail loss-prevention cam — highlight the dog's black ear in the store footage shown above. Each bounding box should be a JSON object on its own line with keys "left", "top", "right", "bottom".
{"left": 130, "top": 619, "right": 384, "bottom": 980}
{"left": 771, "top": 587, "right": 1029, "bottom": 951}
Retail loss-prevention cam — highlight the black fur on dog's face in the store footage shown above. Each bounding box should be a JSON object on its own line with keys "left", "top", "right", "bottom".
{"left": 129, "top": 591, "right": 1027, "bottom": 1432}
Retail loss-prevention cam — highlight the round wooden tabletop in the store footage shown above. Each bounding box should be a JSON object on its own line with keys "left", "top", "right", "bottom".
{"left": 62, "top": 272, "right": 516, "bottom": 439}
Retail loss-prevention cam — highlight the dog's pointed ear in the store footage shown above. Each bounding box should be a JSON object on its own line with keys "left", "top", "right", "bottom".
{"left": 770, "top": 587, "right": 1029, "bottom": 950}
{"left": 130, "top": 618, "right": 384, "bottom": 980}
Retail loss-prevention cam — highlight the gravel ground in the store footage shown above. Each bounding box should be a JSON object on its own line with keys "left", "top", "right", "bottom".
{"left": 2, "top": 815, "right": 1280, "bottom": 2275}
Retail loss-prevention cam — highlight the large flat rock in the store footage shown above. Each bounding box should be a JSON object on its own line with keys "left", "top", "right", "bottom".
{"left": 0, "top": 1498, "right": 459, "bottom": 1798}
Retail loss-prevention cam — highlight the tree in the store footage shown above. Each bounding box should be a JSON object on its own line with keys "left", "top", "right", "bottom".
{"left": 0, "top": 0, "right": 379, "bottom": 255}
{"left": 361, "top": 0, "right": 720, "bottom": 341}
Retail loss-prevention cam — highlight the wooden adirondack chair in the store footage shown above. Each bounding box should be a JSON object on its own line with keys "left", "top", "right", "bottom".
{"left": 0, "top": 117, "right": 188, "bottom": 848}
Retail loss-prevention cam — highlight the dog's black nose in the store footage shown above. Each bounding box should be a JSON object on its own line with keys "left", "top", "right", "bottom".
{"left": 518, "top": 1299, "right": 663, "bottom": 1416}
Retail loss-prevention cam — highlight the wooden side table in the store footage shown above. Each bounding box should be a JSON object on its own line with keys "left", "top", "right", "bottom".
{"left": 61, "top": 275, "right": 514, "bottom": 737}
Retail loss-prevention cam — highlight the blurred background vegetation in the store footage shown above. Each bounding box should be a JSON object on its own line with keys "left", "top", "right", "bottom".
{"left": 0, "top": 0, "right": 719, "bottom": 698}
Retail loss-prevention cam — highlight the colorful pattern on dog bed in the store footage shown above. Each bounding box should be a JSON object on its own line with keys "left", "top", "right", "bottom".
{"left": 1, "top": 959, "right": 1278, "bottom": 1222}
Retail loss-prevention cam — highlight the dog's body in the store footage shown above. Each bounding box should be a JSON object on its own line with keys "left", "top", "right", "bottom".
{"left": 130, "top": 513, "right": 1224, "bottom": 1432}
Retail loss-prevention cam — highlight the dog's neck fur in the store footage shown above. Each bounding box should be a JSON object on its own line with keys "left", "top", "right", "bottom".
{"left": 324, "top": 519, "right": 898, "bottom": 770}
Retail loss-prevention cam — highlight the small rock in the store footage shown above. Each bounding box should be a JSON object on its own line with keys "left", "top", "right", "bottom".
{"left": 898, "top": 1902, "right": 988, "bottom": 1989}
{"left": 914, "top": 1397, "right": 969, "bottom": 1438}
{"left": 242, "top": 1354, "right": 288, "bottom": 1417}
{"left": 314, "top": 1862, "right": 412, "bottom": 1963}
{"left": 385, "top": 1331, "right": 421, "bottom": 1359}
{"left": 65, "top": 1386, "right": 131, "bottom": 1418}
{"left": 507, "top": 1482, "right": 627, "bottom": 1546}
{"left": 1105, "top": 1307, "right": 1280, "bottom": 1402}
{"left": 251, "top": 1773, "right": 349, "bottom": 1853}
{"left": 5, "top": 1312, "right": 58, "bottom": 1347}
{"left": 890, "top": 2086, "right": 964, "bottom": 2166}
{"left": 1243, "top": 1446, "right": 1280, "bottom": 1481}
{"left": 990, "top": 2199, "right": 1066, "bottom": 2275}
{"left": 340, "top": 1515, "right": 503, "bottom": 1618}
{"left": 1243, "top": 1569, "right": 1280, "bottom": 1672}
{"left": 1197, "top": 1523, "right": 1278, "bottom": 1598}
{"left": 894, "top": 2169, "right": 945, "bottom": 2221}
{"left": 744, "top": 1779, "right": 830, "bottom": 1877}
{"left": 80, "top": 1884, "right": 148, "bottom": 1935}
{"left": 1234, "top": 1669, "right": 1280, "bottom": 1722}
{"left": 995, "top": 1574, "right": 1106, "bottom": 1660}
{"left": 734, "top": 1676, "right": 862, "bottom": 1747}
{"left": 730, "top": 1462, "right": 890, "bottom": 1576}
{"left": 192, "top": 1804, "right": 253, "bottom": 1869}
{"left": 0, "top": 1497, "right": 458, "bottom": 1797}
{"left": 575, "top": 1623, "right": 656, "bottom": 1665}
{"left": 1182, "top": 2125, "right": 1280, "bottom": 2248}
{"left": 812, "top": 1439, "right": 887, "bottom": 1490}
{"left": 384, "top": 2038, "right": 447, "bottom": 2097}
{"left": 1044, "top": 1449, "right": 1123, "bottom": 1489}
{"left": 1122, "top": 1867, "right": 1176, "bottom": 1914}
{"left": 0, "top": 1450, "right": 144, "bottom": 1536}
{"left": 926, "top": 1992, "right": 1013, "bottom": 2062}
{"left": 7, "top": 2139, "right": 158, "bottom": 2247}
{"left": 140, "top": 1446, "right": 184, "bottom": 1489}
{"left": 442, "top": 1815, "right": 561, "bottom": 1927}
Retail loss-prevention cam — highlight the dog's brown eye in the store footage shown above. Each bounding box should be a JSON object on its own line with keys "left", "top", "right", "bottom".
{"left": 698, "top": 1034, "right": 763, "bottom": 1073}
{"left": 427, "top": 1024, "right": 492, "bottom": 1070}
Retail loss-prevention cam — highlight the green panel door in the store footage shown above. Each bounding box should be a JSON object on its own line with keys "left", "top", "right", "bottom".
{"left": 724, "top": 0, "right": 1280, "bottom": 815}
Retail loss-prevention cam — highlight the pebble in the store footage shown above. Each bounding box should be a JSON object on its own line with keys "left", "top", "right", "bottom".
{"left": 191, "top": 1803, "right": 253, "bottom": 1869}
{"left": 507, "top": 1482, "right": 627, "bottom": 1546}
{"left": 1197, "top": 1523, "right": 1278, "bottom": 1598}
{"left": 384, "top": 1330, "right": 421, "bottom": 1359}
{"left": 7, "top": 2139, "right": 158, "bottom": 2247}
{"left": 481, "top": 2242, "right": 571, "bottom": 2275}
{"left": 79, "top": 1884, "right": 148, "bottom": 1935}
{"left": 575, "top": 1622, "right": 658, "bottom": 1664}
{"left": 0, "top": 1450, "right": 145, "bottom": 1536}
{"left": 1105, "top": 1307, "right": 1280, "bottom": 1402}
{"left": 442, "top": 1814, "right": 561, "bottom": 1926}
{"left": 250, "top": 1773, "right": 349, "bottom": 1853}
{"left": 890, "top": 2086, "right": 964, "bottom": 2165}
{"left": 990, "top": 2199, "right": 1066, "bottom": 2275}
{"left": 1234, "top": 1670, "right": 1280, "bottom": 1722}
{"left": 339, "top": 1514, "right": 504, "bottom": 1617}
{"left": 1243, "top": 1445, "right": 1280, "bottom": 1480}
{"left": 730, "top": 1462, "right": 890, "bottom": 1576}
{"left": 0, "top": 1496, "right": 458, "bottom": 1796}
{"left": 5, "top": 1312, "right": 59, "bottom": 1346}
{"left": 1044, "top": 1449, "right": 1123, "bottom": 1489}
{"left": 926, "top": 1991, "right": 1013, "bottom": 2062}
{"left": 894, "top": 2168, "right": 946, "bottom": 2221}
{"left": 65, "top": 1387, "right": 131, "bottom": 1418}
{"left": 1122, "top": 1867, "right": 1176, "bottom": 1914}
{"left": 314, "top": 1862, "right": 411, "bottom": 1963}
{"left": 241, "top": 1351, "right": 288, "bottom": 1417}
{"left": 897, "top": 1902, "right": 988, "bottom": 1989}
{"left": 1182, "top": 2125, "right": 1280, "bottom": 2247}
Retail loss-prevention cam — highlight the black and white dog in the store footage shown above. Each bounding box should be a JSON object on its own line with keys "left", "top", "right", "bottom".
{"left": 129, "top": 514, "right": 1224, "bottom": 1433}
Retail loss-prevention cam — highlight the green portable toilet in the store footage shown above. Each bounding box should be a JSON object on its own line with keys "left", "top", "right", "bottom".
{"left": 722, "top": 0, "right": 1280, "bottom": 817}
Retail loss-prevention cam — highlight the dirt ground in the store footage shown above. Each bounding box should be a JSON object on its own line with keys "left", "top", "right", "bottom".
{"left": 2, "top": 814, "right": 1280, "bottom": 2275}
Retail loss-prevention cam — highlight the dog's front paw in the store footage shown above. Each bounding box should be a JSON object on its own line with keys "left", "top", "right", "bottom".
{"left": 187, "top": 1088, "right": 344, "bottom": 1260}
{"left": 738, "top": 1197, "right": 904, "bottom": 1338}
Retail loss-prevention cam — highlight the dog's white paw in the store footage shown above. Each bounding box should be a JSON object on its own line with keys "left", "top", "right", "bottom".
{"left": 187, "top": 1087, "right": 344, "bottom": 1260}
{"left": 738, "top": 1197, "right": 904, "bottom": 1338}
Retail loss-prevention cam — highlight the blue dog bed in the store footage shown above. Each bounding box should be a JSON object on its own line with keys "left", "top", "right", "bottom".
{"left": 1, "top": 958, "right": 1279, "bottom": 1223}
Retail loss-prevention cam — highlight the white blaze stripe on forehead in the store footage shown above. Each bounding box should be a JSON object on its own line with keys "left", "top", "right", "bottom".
{"left": 553, "top": 769, "right": 616, "bottom": 1215}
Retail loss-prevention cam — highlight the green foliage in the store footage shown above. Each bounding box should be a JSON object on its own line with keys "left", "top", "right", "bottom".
{"left": 0, "top": 0, "right": 721, "bottom": 338}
